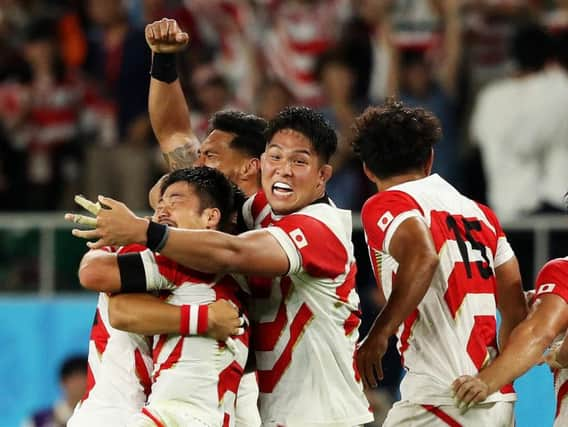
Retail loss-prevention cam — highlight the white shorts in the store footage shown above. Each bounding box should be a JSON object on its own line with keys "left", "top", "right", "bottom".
{"left": 127, "top": 404, "right": 213, "bottom": 427}
{"left": 235, "top": 372, "right": 261, "bottom": 427}
{"left": 383, "top": 400, "right": 514, "bottom": 427}
{"left": 67, "top": 401, "right": 138, "bottom": 427}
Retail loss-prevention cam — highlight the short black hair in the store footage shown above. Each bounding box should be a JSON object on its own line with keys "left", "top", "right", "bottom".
{"left": 210, "top": 110, "right": 267, "bottom": 159}
{"left": 160, "top": 167, "right": 242, "bottom": 232}
{"left": 351, "top": 99, "right": 442, "bottom": 180}
{"left": 265, "top": 106, "right": 337, "bottom": 163}
{"left": 60, "top": 355, "right": 87, "bottom": 381}
{"left": 511, "top": 24, "right": 553, "bottom": 72}
{"left": 554, "top": 30, "right": 568, "bottom": 71}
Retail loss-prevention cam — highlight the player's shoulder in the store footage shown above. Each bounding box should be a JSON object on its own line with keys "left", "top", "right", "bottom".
{"left": 361, "top": 190, "right": 422, "bottom": 222}
{"left": 116, "top": 244, "right": 148, "bottom": 254}
{"left": 538, "top": 257, "right": 568, "bottom": 280}
{"left": 279, "top": 202, "right": 351, "bottom": 240}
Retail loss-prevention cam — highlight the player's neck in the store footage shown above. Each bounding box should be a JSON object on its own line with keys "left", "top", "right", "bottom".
{"left": 376, "top": 172, "right": 427, "bottom": 192}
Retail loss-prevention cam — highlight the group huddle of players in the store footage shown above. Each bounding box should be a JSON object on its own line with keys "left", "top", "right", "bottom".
{"left": 63, "top": 18, "right": 568, "bottom": 427}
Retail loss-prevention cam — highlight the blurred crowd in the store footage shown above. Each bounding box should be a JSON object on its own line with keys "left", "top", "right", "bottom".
{"left": 1, "top": 0, "right": 568, "bottom": 220}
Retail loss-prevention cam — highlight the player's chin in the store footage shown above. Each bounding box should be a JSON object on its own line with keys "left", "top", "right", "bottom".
{"left": 267, "top": 197, "right": 297, "bottom": 216}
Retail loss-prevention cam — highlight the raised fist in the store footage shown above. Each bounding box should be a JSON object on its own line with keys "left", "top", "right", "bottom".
{"left": 145, "top": 18, "right": 189, "bottom": 54}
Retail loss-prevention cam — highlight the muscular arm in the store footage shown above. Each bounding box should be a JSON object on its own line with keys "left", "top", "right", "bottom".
{"left": 158, "top": 227, "right": 290, "bottom": 277}
{"left": 454, "top": 295, "right": 568, "bottom": 404}
{"left": 357, "top": 217, "right": 439, "bottom": 389}
{"left": 108, "top": 293, "right": 180, "bottom": 334}
{"left": 78, "top": 250, "right": 121, "bottom": 293}
{"left": 495, "top": 256, "right": 527, "bottom": 349}
{"left": 149, "top": 76, "right": 199, "bottom": 170}
{"left": 370, "top": 217, "right": 439, "bottom": 338}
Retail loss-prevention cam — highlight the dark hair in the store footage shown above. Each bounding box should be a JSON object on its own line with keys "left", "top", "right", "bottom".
{"left": 160, "top": 167, "right": 241, "bottom": 232}
{"left": 351, "top": 99, "right": 442, "bottom": 179}
{"left": 210, "top": 110, "right": 267, "bottom": 158}
{"left": 314, "top": 47, "right": 353, "bottom": 82}
{"left": 511, "top": 24, "right": 553, "bottom": 72}
{"left": 265, "top": 106, "right": 337, "bottom": 163}
{"left": 60, "top": 355, "right": 87, "bottom": 381}
{"left": 554, "top": 30, "right": 568, "bottom": 71}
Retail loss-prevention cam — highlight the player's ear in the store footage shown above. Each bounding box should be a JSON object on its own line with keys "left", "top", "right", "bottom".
{"left": 241, "top": 157, "right": 260, "bottom": 180}
{"left": 203, "top": 207, "right": 221, "bottom": 229}
{"left": 319, "top": 164, "right": 332, "bottom": 185}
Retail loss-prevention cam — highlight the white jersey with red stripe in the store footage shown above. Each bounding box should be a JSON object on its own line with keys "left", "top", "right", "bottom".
{"left": 135, "top": 254, "right": 249, "bottom": 427}
{"left": 242, "top": 193, "right": 373, "bottom": 426}
{"left": 534, "top": 257, "right": 568, "bottom": 426}
{"left": 361, "top": 174, "right": 517, "bottom": 406}
{"left": 68, "top": 244, "right": 153, "bottom": 427}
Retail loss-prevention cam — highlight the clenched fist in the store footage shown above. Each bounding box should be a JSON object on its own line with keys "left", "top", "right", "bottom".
{"left": 145, "top": 18, "right": 189, "bottom": 53}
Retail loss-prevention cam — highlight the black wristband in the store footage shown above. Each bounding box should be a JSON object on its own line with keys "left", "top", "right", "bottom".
{"left": 146, "top": 221, "right": 169, "bottom": 252}
{"left": 117, "top": 253, "right": 147, "bottom": 293}
{"left": 150, "top": 53, "right": 177, "bottom": 83}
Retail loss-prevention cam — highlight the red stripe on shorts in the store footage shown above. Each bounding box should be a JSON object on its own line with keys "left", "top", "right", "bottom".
{"left": 422, "top": 404, "right": 462, "bottom": 427}
{"left": 142, "top": 408, "right": 166, "bottom": 427}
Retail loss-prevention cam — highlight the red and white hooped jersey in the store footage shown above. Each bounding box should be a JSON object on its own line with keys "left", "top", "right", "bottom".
{"left": 534, "top": 257, "right": 568, "bottom": 427}
{"left": 137, "top": 253, "right": 249, "bottom": 427}
{"left": 243, "top": 194, "right": 373, "bottom": 426}
{"left": 362, "top": 174, "right": 517, "bottom": 406}
{"left": 68, "top": 244, "right": 153, "bottom": 427}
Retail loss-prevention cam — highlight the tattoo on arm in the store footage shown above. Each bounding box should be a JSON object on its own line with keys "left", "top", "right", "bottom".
{"left": 162, "top": 142, "right": 198, "bottom": 171}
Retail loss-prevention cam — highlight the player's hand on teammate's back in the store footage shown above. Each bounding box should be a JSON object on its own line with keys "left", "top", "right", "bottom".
{"left": 145, "top": 18, "right": 189, "bottom": 53}
{"left": 66, "top": 195, "right": 148, "bottom": 249}
{"left": 356, "top": 328, "right": 389, "bottom": 389}
{"left": 452, "top": 375, "right": 490, "bottom": 413}
{"left": 208, "top": 299, "right": 246, "bottom": 342}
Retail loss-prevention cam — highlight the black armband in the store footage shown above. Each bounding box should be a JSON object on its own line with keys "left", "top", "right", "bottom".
{"left": 146, "top": 221, "right": 169, "bottom": 252}
{"left": 117, "top": 253, "right": 147, "bottom": 293}
{"left": 150, "top": 53, "right": 177, "bottom": 83}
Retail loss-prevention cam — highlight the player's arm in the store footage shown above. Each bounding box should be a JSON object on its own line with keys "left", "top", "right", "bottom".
{"left": 357, "top": 217, "right": 439, "bottom": 389}
{"left": 495, "top": 256, "right": 527, "bottom": 348}
{"left": 453, "top": 294, "right": 568, "bottom": 407}
{"left": 146, "top": 18, "right": 199, "bottom": 170}
{"left": 78, "top": 249, "right": 121, "bottom": 293}
{"left": 108, "top": 294, "right": 242, "bottom": 341}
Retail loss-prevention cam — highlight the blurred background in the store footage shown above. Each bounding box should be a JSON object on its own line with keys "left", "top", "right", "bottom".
{"left": 1, "top": 0, "right": 567, "bottom": 425}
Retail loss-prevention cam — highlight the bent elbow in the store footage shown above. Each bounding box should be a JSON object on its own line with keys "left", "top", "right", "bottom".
{"left": 79, "top": 265, "right": 102, "bottom": 292}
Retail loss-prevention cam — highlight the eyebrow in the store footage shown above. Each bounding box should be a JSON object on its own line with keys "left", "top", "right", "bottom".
{"left": 267, "top": 144, "right": 312, "bottom": 156}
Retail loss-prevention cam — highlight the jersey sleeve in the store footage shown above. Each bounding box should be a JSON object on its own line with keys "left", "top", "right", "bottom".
{"left": 476, "top": 203, "right": 514, "bottom": 268}
{"left": 535, "top": 258, "right": 568, "bottom": 304}
{"left": 140, "top": 252, "right": 178, "bottom": 291}
{"left": 241, "top": 191, "right": 269, "bottom": 230}
{"left": 265, "top": 214, "right": 348, "bottom": 278}
{"left": 361, "top": 190, "right": 424, "bottom": 255}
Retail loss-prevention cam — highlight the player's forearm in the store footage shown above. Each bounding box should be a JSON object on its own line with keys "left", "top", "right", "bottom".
{"left": 149, "top": 76, "right": 198, "bottom": 169}
{"left": 159, "top": 228, "right": 242, "bottom": 274}
{"left": 78, "top": 251, "right": 121, "bottom": 293}
{"left": 371, "top": 254, "right": 438, "bottom": 339}
{"left": 479, "top": 318, "right": 555, "bottom": 394}
{"left": 108, "top": 293, "right": 180, "bottom": 334}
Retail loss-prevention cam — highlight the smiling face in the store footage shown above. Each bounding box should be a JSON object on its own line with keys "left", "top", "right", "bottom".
{"left": 261, "top": 129, "right": 332, "bottom": 215}
{"left": 194, "top": 130, "right": 246, "bottom": 183}
{"left": 154, "top": 181, "right": 219, "bottom": 230}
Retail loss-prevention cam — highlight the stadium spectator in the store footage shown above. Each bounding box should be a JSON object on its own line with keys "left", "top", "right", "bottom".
{"left": 470, "top": 24, "right": 556, "bottom": 221}
{"left": 453, "top": 256, "right": 568, "bottom": 426}
{"left": 68, "top": 105, "right": 374, "bottom": 426}
{"left": 22, "top": 355, "right": 87, "bottom": 427}
{"left": 82, "top": 0, "right": 152, "bottom": 210}
{"left": 316, "top": 47, "right": 369, "bottom": 210}
{"left": 255, "top": 78, "right": 295, "bottom": 121}
{"left": 392, "top": 0, "right": 463, "bottom": 188}
{"left": 352, "top": 99, "right": 527, "bottom": 425}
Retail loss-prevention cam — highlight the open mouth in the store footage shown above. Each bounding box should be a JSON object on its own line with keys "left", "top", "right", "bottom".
{"left": 272, "top": 182, "right": 293, "bottom": 197}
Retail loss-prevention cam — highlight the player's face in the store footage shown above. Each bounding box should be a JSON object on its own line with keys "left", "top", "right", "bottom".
{"left": 195, "top": 130, "right": 245, "bottom": 183}
{"left": 155, "top": 181, "right": 212, "bottom": 230}
{"left": 261, "top": 129, "right": 329, "bottom": 215}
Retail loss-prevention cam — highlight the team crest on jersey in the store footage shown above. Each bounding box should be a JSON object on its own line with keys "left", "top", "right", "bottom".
{"left": 537, "top": 283, "right": 556, "bottom": 294}
{"left": 377, "top": 211, "right": 394, "bottom": 231}
{"left": 289, "top": 228, "right": 308, "bottom": 249}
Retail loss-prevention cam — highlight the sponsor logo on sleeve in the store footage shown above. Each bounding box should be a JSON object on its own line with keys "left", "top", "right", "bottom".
{"left": 289, "top": 228, "right": 308, "bottom": 249}
{"left": 537, "top": 283, "right": 556, "bottom": 294}
{"left": 377, "top": 211, "right": 394, "bottom": 232}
